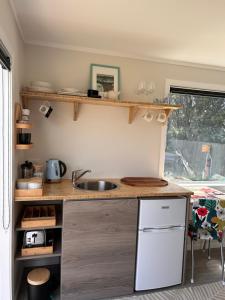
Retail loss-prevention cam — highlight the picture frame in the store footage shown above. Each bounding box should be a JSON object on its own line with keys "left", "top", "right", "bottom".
{"left": 90, "top": 64, "right": 120, "bottom": 100}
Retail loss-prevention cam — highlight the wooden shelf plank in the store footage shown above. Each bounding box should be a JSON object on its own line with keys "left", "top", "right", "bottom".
{"left": 16, "top": 219, "right": 62, "bottom": 231}
{"left": 15, "top": 240, "right": 61, "bottom": 261}
{"left": 16, "top": 144, "right": 33, "bottom": 150}
{"left": 21, "top": 90, "right": 181, "bottom": 111}
{"left": 16, "top": 123, "right": 32, "bottom": 129}
{"left": 15, "top": 249, "right": 61, "bottom": 261}
{"left": 16, "top": 223, "right": 62, "bottom": 231}
{"left": 21, "top": 90, "right": 181, "bottom": 124}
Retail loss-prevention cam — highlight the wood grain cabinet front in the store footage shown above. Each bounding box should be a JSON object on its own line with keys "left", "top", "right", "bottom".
{"left": 61, "top": 198, "right": 138, "bottom": 300}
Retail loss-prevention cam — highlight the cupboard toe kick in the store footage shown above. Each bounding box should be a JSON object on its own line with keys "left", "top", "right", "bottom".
{"left": 61, "top": 198, "right": 138, "bottom": 300}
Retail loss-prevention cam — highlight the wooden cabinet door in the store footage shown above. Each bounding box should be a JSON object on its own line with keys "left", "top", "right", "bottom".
{"left": 61, "top": 198, "right": 138, "bottom": 300}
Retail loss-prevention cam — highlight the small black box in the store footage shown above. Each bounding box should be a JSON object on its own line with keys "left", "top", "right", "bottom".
{"left": 87, "top": 89, "right": 101, "bottom": 98}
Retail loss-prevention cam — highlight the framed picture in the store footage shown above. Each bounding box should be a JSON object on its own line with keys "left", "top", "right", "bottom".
{"left": 90, "top": 64, "right": 120, "bottom": 99}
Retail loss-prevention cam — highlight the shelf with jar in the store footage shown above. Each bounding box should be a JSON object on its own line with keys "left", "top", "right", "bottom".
{"left": 15, "top": 102, "right": 33, "bottom": 150}
{"left": 14, "top": 201, "right": 63, "bottom": 300}
{"left": 15, "top": 160, "right": 44, "bottom": 197}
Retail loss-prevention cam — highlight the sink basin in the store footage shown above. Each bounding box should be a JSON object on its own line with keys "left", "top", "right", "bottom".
{"left": 75, "top": 180, "right": 117, "bottom": 191}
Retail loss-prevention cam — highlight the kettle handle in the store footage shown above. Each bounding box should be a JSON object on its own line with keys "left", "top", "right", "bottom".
{"left": 59, "top": 160, "right": 67, "bottom": 177}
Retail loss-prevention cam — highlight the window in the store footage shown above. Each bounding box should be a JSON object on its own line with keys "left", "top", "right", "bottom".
{"left": 164, "top": 86, "right": 225, "bottom": 185}
{"left": 0, "top": 43, "right": 11, "bottom": 230}
{"left": 0, "top": 42, "right": 12, "bottom": 300}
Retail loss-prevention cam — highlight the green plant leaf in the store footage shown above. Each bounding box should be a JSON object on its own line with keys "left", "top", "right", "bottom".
{"left": 205, "top": 200, "right": 217, "bottom": 210}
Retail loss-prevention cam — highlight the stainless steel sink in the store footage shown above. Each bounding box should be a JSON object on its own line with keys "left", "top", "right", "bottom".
{"left": 75, "top": 180, "right": 117, "bottom": 191}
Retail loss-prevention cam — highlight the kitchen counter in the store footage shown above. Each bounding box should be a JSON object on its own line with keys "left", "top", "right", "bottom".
{"left": 14, "top": 179, "right": 193, "bottom": 201}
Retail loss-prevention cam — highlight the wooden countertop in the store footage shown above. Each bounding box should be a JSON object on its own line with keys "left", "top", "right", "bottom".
{"left": 14, "top": 179, "right": 193, "bottom": 202}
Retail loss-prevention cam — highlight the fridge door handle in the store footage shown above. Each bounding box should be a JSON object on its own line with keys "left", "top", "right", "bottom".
{"left": 142, "top": 225, "right": 185, "bottom": 233}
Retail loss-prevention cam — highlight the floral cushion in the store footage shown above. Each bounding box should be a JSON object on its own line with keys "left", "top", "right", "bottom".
{"left": 189, "top": 199, "right": 225, "bottom": 241}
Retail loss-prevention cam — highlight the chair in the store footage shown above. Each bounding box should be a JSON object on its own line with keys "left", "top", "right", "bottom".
{"left": 188, "top": 198, "right": 225, "bottom": 284}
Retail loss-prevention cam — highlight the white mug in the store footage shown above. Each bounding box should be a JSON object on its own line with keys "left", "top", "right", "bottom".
{"left": 107, "top": 90, "right": 120, "bottom": 100}
{"left": 157, "top": 112, "right": 167, "bottom": 123}
{"left": 142, "top": 111, "right": 153, "bottom": 122}
{"left": 39, "top": 104, "right": 53, "bottom": 118}
{"left": 22, "top": 109, "right": 30, "bottom": 116}
{"left": 137, "top": 81, "right": 146, "bottom": 94}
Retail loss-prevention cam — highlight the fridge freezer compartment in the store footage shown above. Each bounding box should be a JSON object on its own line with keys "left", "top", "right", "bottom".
{"left": 135, "top": 227, "right": 185, "bottom": 291}
{"left": 138, "top": 198, "right": 187, "bottom": 229}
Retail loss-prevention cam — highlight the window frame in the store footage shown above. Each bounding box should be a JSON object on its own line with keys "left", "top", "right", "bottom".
{"left": 159, "top": 79, "right": 225, "bottom": 185}
{"left": 0, "top": 43, "right": 13, "bottom": 300}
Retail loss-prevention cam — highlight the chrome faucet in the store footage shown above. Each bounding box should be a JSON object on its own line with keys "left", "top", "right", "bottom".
{"left": 72, "top": 169, "right": 91, "bottom": 185}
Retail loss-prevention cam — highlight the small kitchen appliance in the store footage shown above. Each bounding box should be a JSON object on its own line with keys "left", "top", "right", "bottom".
{"left": 23, "top": 230, "right": 46, "bottom": 248}
{"left": 21, "top": 161, "right": 34, "bottom": 178}
{"left": 46, "top": 159, "right": 67, "bottom": 183}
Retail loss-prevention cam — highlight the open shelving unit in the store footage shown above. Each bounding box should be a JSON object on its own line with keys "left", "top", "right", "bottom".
{"left": 16, "top": 144, "right": 33, "bottom": 150}
{"left": 21, "top": 90, "right": 182, "bottom": 124}
{"left": 15, "top": 202, "right": 63, "bottom": 299}
{"left": 15, "top": 102, "right": 33, "bottom": 150}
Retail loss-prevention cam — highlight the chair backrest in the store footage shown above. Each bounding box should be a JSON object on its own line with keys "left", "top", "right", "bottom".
{"left": 192, "top": 199, "right": 225, "bottom": 240}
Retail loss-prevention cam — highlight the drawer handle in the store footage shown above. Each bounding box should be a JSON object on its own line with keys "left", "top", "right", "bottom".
{"left": 142, "top": 225, "right": 185, "bottom": 232}
{"left": 161, "top": 206, "right": 170, "bottom": 209}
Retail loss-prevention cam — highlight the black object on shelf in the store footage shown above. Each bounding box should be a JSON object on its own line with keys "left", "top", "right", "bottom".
{"left": 87, "top": 89, "right": 101, "bottom": 98}
{"left": 27, "top": 268, "right": 50, "bottom": 300}
{"left": 21, "top": 160, "right": 34, "bottom": 178}
{"left": 17, "top": 133, "right": 31, "bottom": 144}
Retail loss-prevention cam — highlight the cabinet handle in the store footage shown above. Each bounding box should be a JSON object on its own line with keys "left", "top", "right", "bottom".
{"left": 142, "top": 225, "right": 185, "bottom": 232}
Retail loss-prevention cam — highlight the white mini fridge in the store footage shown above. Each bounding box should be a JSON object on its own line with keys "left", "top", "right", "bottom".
{"left": 135, "top": 198, "right": 187, "bottom": 291}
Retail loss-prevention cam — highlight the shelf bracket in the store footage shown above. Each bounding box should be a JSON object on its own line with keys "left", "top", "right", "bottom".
{"left": 22, "top": 96, "right": 29, "bottom": 109}
{"left": 73, "top": 102, "right": 80, "bottom": 121}
{"left": 15, "top": 103, "right": 22, "bottom": 123}
{"left": 128, "top": 106, "right": 139, "bottom": 124}
{"left": 164, "top": 109, "right": 171, "bottom": 118}
{"left": 161, "top": 109, "right": 172, "bottom": 126}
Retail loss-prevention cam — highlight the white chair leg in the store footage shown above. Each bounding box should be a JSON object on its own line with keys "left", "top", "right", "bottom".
{"left": 191, "top": 238, "right": 194, "bottom": 283}
{"left": 208, "top": 239, "right": 211, "bottom": 260}
{"left": 202, "top": 240, "right": 206, "bottom": 252}
{"left": 220, "top": 242, "right": 225, "bottom": 285}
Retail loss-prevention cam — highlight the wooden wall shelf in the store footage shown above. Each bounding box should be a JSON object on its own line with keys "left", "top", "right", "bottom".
{"left": 16, "top": 144, "right": 33, "bottom": 150}
{"left": 16, "top": 123, "right": 32, "bottom": 129}
{"left": 21, "top": 90, "right": 181, "bottom": 124}
{"left": 15, "top": 241, "right": 61, "bottom": 261}
{"left": 15, "top": 102, "right": 33, "bottom": 150}
{"left": 16, "top": 219, "right": 63, "bottom": 231}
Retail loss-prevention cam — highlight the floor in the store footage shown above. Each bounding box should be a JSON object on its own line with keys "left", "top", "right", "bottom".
{"left": 18, "top": 248, "right": 223, "bottom": 299}
{"left": 185, "top": 247, "right": 223, "bottom": 286}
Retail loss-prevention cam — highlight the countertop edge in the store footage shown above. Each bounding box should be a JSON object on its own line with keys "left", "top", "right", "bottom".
{"left": 14, "top": 179, "right": 193, "bottom": 202}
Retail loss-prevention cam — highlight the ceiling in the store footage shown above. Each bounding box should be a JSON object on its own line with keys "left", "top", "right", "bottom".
{"left": 11, "top": 0, "right": 225, "bottom": 68}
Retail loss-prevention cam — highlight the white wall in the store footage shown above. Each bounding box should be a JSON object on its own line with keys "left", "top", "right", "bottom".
{"left": 0, "top": 1, "right": 25, "bottom": 299}
{"left": 24, "top": 45, "right": 225, "bottom": 179}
